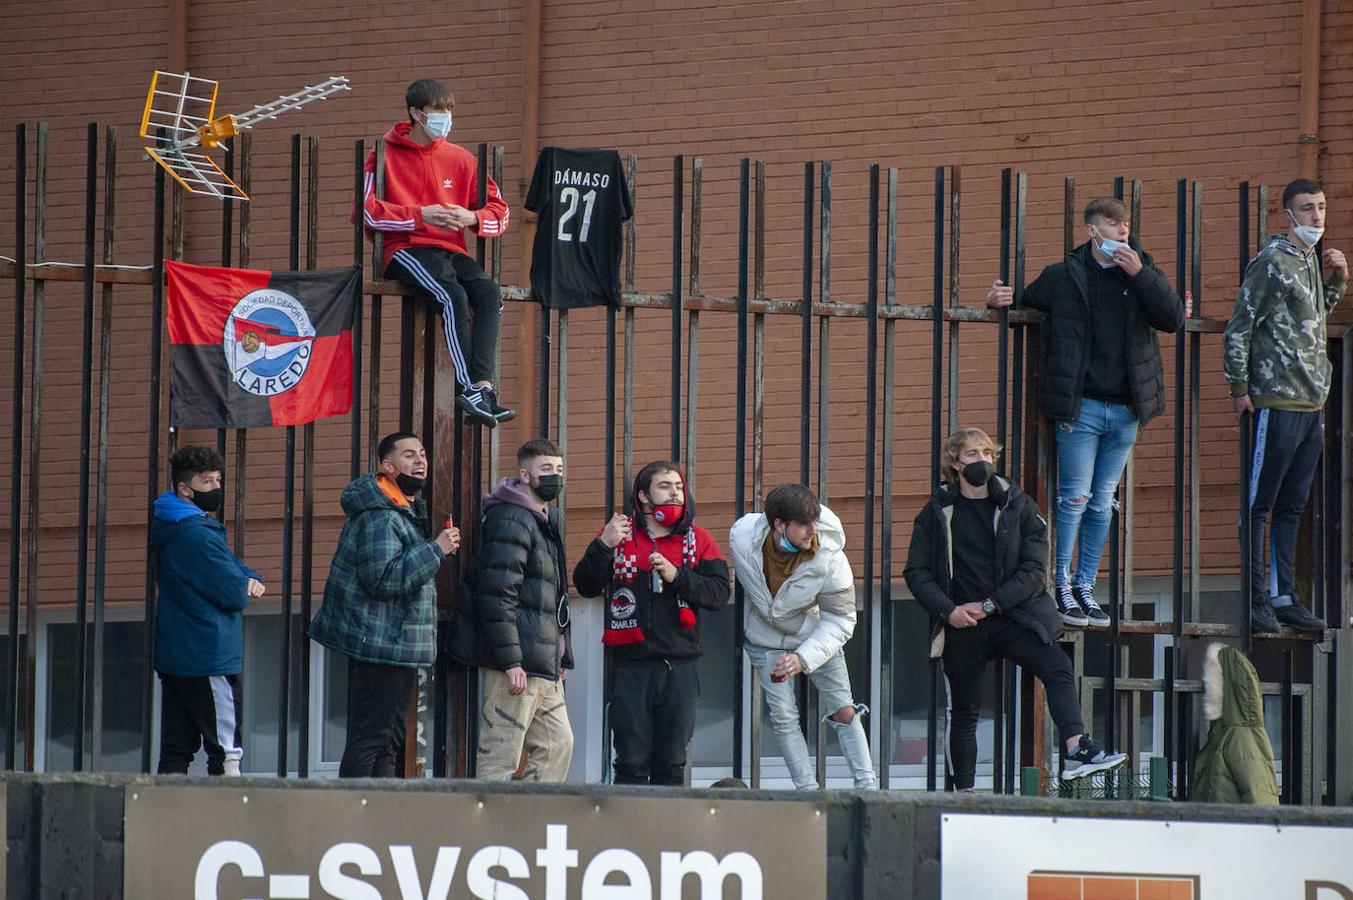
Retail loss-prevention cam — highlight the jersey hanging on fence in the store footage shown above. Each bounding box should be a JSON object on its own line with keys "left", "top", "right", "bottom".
{"left": 165, "top": 260, "right": 359, "bottom": 428}
{"left": 525, "top": 147, "right": 633, "bottom": 309}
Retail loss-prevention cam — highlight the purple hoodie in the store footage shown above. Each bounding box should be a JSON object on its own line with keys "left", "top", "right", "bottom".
{"left": 483, "top": 477, "right": 548, "bottom": 519}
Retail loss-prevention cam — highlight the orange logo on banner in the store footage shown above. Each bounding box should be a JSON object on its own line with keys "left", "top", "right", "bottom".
{"left": 1029, "top": 871, "right": 1200, "bottom": 900}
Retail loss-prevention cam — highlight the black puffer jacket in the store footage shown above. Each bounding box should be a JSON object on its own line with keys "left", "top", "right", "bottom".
{"left": 450, "top": 478, "right": 573, "bottom": 678}
{"left": 904, "top": 477, "right": 1061, "bottom": 656}
{"left": 1023, "top": 240, "right": 1183, "bottom": 423}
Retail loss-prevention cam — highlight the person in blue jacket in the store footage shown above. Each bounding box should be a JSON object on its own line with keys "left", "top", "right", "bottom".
{"left": 151, "top": 446, "right": 265, "bottom": 775}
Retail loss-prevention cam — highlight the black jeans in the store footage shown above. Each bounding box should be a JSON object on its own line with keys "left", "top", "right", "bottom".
{"left": 338, "top": 657, "right": 417, "bottom": 778}
{"left": 1246, "top": 408, "right": 1324, "bottom": 603}
{"left": 158, "top": 673, "right": 243, "bottom": 775}
{"left": 386, "top": 246, "right": 502, "bottom": 390}
{"left": 610, "top": 657, "right": 699, "bottom": 785}
{"left": 942, "top": 617, "right": 1083, "bottom": 790}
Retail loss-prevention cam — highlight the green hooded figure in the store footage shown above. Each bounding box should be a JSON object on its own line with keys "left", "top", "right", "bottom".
{"left": 1192, "top": 643, "right": 1280, "bottom": 805}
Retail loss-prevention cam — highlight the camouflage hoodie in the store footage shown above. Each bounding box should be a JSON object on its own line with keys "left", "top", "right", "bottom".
{"left": 1223, "top": 234, "right": 1347, "bottom": 410}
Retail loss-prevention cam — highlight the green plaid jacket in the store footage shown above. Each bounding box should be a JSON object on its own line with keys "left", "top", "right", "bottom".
{"left": 310, "top": 474, "right": 445, "bottom": 667}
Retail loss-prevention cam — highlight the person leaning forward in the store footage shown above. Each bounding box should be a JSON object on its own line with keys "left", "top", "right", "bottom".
{"left": 310, "top": 431, "right": 460, "bottom": 777}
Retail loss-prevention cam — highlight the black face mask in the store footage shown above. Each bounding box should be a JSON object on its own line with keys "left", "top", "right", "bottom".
{"left": 960, "top": 460, "right": 995, "bottom": 488}
{"left": 532, "top": 474, "right": 563, "bottom": 503}
{"left": 191, "top": 487, "right": 224, "bottom": 513}
{"left": 394, "top": 472, "right": 426, "bottom": 496}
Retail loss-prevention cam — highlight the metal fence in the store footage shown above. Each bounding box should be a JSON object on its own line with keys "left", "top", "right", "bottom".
{"left": 0, "top": 122, "right": 1348, "bottom": 802}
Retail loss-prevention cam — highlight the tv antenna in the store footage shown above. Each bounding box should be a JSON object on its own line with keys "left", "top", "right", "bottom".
{"left": 139, "top": 70, "right": 350, "bottom": 200}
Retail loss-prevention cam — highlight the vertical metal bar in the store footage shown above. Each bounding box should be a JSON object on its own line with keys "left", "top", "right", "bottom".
{"left": 877, "top": 168, "right": 898, "bottom": 789}
{"left": 1238, "top": 181, "right": 1253, "bottom": 650}
{"left": 752, "top": 160, "right": 765, "bottom": 509}
{"left": 489, "top": 146, "right": 504, "bottom": 486}
{"left": 925, "top": 165, "right": 945, "bottom": 792}
{"left": 23, "top": 124, "right": 49, "bottom": 773}
{"left": 947, "top": 166, "right": 961, "bottom": 432}
{"left": 215, "top": 143, "right": 234, "bottom": 480}
{"left": 817, "top": 162, "right": 831, "bottom": 499}
{"left": 684, "top": 158, "right": 701, "bottom": 487}
{"left": 733, "top": 158, "right": 749, "bottom": 778}
{"left": 927, "top": 659, "right": 940, "bottom": 791}
{"left": 352, "top": 140, "right": 364, "bottom": 480}
{"left": 671, "top": 155, "right": 684, "bottom": 459}
{"left": 623, "top": 155, "right": 636, "bottom": 501}
{"left": 1011, "top": 174, "right": 1027, "bottom": 483}
{"left": 91, "top": 125, "right": 117, "bottom": 771}
{"left": 1282, "top": 650, "right": 1294, "bottom": 803}
{"left": 8, "top": 123, "right": 26, "bottom": 771}
{"left": 996, "top": 168, "right": 1011, "bottom": 464}
{"left": 234, "top": 134, "right": 252, "bottom": 565}
{"left": 73, "top": 122, "right": 98, "bottom": 771}
{"left": 1189, "top": 182, "right": 1203, "bottom": 624}
{"left": 538, "top": 307, "right": 551, "bottom": 436}
{"left": 277, "top": 134, "right": 301, "bottom": 777}
{"left": 1063, "top": 177, "right": 1076, "bottom": 254}
{"left": 862, "top": 164, "right": 880, "bottom": 788}
{"left": 930, "top": 166, "right": 944, "bottom": 489}
{"left": 689, "top": 157, "right": 701, "bottom": 298}
{"left": 298, "top": 134, "right": 319, "bottom": 778}
{"left": 801, "top": 162, "right": 814, "bottom": 485}
{"left": 1174, "top": 179, "right": 1188, "bottom": 633}
{"left": 141, "top": 159, "right": 166, "bottom": 775}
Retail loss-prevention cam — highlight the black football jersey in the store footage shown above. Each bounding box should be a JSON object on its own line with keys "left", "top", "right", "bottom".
{"left": 525, "top": 147, "right": 633, "bottom": 309}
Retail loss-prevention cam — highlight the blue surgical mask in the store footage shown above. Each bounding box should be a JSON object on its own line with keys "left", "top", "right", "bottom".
{"left": 421, "top": 111, "right": 452, "bottom": 140}
{"left": 1094, "top": 226, "right": 1130, "bottom": 259}
{"left": 777, "top": 533, "right": 798, "bottom": 553}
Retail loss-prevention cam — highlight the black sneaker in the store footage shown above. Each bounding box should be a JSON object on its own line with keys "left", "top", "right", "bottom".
{"left": 1274, "top": 599, "right": 1325, "bottom": 632}
{"left": 1056, "top": 582, "right": 1089, "bottom": 627}
{"left": 1074, "top": 583, "right": 1111, "bottom": 628}
{"left": 485, "top": 387, "right": 516, "bottom": 424}
{"left": 454, "top": 386, "right": 498, "bottom": 427}
{"left": 1061, "top": 735, "right": 1127, "bottom": 781}
{"left": 1250, "top": 599, "right": 1280, "bottom": 635}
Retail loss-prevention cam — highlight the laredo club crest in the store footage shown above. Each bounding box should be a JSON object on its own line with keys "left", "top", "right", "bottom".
{"left": 225, "top": 289, "right": 316, "bottom": 396}
{"left": 165, "top": 260, "right": 359, "bottom": 428}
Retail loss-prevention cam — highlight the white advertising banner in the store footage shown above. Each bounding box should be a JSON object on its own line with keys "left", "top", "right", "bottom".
{"left": 942, "top": 812, "right": 1353, "bottom": 899}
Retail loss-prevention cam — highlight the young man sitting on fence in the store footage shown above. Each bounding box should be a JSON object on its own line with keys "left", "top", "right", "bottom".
{"left": 361, "top": 77, "right": 513, "bottom": 427}
{"left": 986, "top": 199, "right": 1183, "bottom": 629}
{"left": 729, "top": 483, "right": 877, "bottom": 790}
{"left": 905, "top": 427, "right": 1127, "bottom": 787}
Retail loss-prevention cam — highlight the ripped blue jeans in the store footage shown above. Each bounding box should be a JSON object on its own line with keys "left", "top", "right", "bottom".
{"left": 1053, "top": 398, "right": 1139, "bottom": 586}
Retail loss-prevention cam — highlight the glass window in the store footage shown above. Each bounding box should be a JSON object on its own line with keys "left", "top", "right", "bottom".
{"left": 240, "top": 614, "right": 304, "bottom": 775}
{"left": 45, "top": 621, "right": 146, "bottom": 773}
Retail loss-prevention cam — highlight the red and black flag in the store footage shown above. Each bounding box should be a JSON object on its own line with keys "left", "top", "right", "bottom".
{"left": 166, "top": 260, "right": 358, "bottom": 428}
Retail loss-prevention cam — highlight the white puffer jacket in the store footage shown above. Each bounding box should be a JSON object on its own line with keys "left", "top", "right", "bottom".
{"left": 729, "top": 505, "right": 857, "bottom": 673}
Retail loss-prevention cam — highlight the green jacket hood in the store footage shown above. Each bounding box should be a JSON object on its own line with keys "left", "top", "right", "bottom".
{"left": 341, "top": 473, "right": 409, "bottom": 518}
{"left": 1204, "top": 643, "right": 1264, "bottom": 728}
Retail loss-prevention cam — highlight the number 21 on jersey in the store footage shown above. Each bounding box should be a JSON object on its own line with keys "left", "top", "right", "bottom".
{"left": 557, "top": 187, "right": 597, "bottom": 243}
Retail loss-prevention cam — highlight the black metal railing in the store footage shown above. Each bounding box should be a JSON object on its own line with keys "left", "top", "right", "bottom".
{"left": 0, "top": 122, "right": 1347, "bottom": 803}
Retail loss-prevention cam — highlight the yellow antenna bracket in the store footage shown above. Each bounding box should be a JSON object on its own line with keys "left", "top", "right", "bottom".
{"left": 198, "top": 115, "right": 239, "bottom": 149}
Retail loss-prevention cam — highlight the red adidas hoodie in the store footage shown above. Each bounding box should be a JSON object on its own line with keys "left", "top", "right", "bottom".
{"left": 362, "top": 122, "right": 510, "bottom": 271}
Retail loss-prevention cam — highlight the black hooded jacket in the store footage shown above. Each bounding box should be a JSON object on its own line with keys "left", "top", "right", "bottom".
{"left": 449, "top": 478, "right": 573, "bottom": 679}
{"left": 904, "top": 477, "right": 1062, "bottom": 655}
{"left": 1023, "top": 240, "right": 1183, "bottom": 423}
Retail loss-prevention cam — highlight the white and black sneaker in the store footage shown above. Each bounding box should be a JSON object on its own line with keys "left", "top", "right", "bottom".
{"left": 485, "top": 387, "right": 517, "bottom": 424}
{"left": 1074, "top": 583, "right": 1111, "bottom": 628}
{"left": 1056, "top": 582, "right": 1089, "bottom": 627}
{"left": 1061, "top": 735, "right": 1127, "bottom": 781}
{"left": 455, "top": 386, "right": 498, "bottom": 427}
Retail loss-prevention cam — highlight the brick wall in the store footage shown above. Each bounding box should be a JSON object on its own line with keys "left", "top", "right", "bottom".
{"left": 0, "top": 0, "right": 1347, "bottom": 609}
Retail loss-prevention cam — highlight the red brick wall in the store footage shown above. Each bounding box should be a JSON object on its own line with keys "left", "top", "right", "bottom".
{"left": 0, "top": 0, "right": 1348, "bottom": 608}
